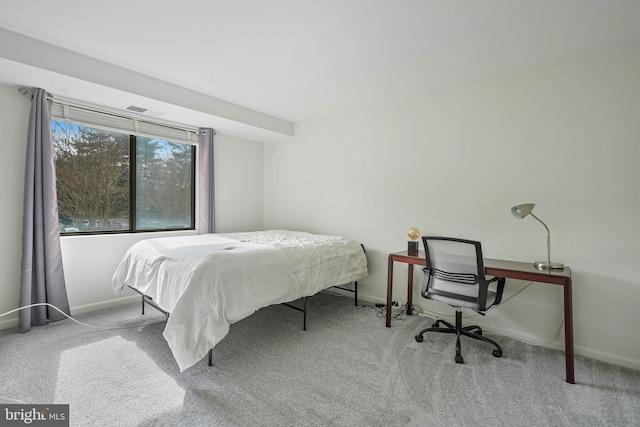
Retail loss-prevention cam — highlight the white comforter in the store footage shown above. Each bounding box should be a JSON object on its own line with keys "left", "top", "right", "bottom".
{"left": 112, "top": 230, "right": 367, "bottom": 371}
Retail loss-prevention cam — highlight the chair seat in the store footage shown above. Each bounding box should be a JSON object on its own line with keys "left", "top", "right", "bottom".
{"left": 426, "top": 282, "right": 497, "bottom": 311}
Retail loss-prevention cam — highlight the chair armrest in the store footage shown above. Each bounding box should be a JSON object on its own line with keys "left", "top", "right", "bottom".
{"left": 479, "top": 276, "right": 506, "bottom": 310}
{"left": 492, "top": 277, "right": 506, "bottom": 305}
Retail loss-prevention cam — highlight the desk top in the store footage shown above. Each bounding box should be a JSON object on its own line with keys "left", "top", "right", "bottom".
{"left": 389, "top": 250, "right": 571, "bottom": 284}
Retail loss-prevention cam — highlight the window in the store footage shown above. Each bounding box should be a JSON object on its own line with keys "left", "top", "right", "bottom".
{"left": 53, "top": 120, "right": 196, "bottom": 234}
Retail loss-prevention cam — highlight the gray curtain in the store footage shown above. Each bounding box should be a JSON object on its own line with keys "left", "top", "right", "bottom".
{"left": 197, "top": 128, "right": 215, "bottom": 234}
{"left": 19, "top": 88, "right": 70, "bottom": 332}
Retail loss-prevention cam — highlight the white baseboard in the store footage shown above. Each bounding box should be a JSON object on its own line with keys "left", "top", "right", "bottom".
{"left": 0, "top": 295, "right": 140, "bottom": 331}
{"left": 574, "top": 344, "right": 640, "bottom": 371}
{"left": 4, "top": 290, "right": 639, "bottom": 372}
{"left": 0, "top": 317, "right": 18, "bottom": 331}
{"left": 354, "top": 290, "right": 640, "bottom": 371}
{"left": 68, "top": 295, "right": 140, "bottom": 316}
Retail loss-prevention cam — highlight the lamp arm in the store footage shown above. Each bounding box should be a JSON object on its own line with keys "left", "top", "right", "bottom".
{"left": 529, "top": 212, "right": 551, "bottom": 265}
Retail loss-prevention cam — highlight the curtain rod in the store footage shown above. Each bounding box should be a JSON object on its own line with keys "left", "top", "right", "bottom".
{"left": 18, "top": 87, "right": 52, "bottom": 100}
{"left": 17, "top": 86, "right": 209, "bottom": 135}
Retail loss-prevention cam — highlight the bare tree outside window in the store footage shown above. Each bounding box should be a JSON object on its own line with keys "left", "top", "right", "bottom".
{"left": 53, "top": 121, "right": 129, "bottom": 232}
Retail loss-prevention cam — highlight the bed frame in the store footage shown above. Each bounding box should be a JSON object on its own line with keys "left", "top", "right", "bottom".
{"left": 129, "top": 280, "right": 359, "bottom": 366}
{"left": 131, "top": 281, "right": 358, "bottom": 324}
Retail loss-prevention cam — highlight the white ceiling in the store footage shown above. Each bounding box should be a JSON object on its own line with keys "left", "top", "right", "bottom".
{"left": 2, "top": 0, "right": 640, "bottom": 142}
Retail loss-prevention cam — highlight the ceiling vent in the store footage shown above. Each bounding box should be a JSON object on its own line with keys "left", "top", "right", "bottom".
{"left": 125, "top": 105, "right": 148, "bottom": 113}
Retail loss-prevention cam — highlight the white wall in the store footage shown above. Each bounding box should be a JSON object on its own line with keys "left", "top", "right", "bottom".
{"left": 0, "top": 84, "right": 265, "bottom": 328}
{"left": 264, "top": 39, "right": 640, "bottom": 369}
{"left": 0, "top": 84, "right": 30, "bottom": 329}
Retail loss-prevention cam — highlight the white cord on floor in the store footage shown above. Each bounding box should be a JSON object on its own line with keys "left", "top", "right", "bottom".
{"left": 0, "top": 396, "right": 26, "bottom": 404}
{"left": 0, "top": 302, "right": 164, "bottom": 331}
{"left": 1, "top": 302, "right": 103, "bottom": 329}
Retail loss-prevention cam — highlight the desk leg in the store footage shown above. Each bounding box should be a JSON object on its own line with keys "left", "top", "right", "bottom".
{"left": 564, "top": 278, "right": 575, "bottom": 384}
{"left": 386, "top": 256, "right": 393, "bottom": 327}
{"left": 407, "top": 264, "right": 414, "bottom": 315}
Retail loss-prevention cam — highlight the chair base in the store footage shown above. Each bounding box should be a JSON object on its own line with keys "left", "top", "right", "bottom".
{"left": 415, "top": 309, "right": 502, "bottom": 364}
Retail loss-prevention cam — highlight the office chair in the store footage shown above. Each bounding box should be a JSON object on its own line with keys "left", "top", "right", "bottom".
{"left": 415, "top": 236, "right": 505, "bottom": 364}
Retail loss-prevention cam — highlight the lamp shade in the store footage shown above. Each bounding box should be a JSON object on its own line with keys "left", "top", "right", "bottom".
{"left": 511, "top": 203, "right": 535, "bottom": 219}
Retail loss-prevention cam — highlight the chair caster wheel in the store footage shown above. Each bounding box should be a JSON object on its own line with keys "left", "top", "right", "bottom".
{"left": 431, "top": 323, "right": 438, "bottom": 328}
{"left": 492, "top": 349, "right": 502, "bottom": 358}
{"left": 455, "top": 355, "right": 464, "bottom": 364}
{"left": 415, "top": 335, "right": 424, "bottom": 342}
{"left": 476, "top": 328, "right": 483, "bottom": 336}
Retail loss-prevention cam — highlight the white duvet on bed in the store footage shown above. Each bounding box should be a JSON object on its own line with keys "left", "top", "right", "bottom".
{"left": 112, "top": 230, "right": 367, "bottom": 371}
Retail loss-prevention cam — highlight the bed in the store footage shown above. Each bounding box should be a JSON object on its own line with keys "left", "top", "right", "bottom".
{"left": 112, "top": 229, "right": 368, "bottom": 371}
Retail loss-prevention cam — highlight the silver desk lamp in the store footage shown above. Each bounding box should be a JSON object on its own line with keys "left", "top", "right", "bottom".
{"left": 511, "top": 203, "right": 564, "bottom": 270}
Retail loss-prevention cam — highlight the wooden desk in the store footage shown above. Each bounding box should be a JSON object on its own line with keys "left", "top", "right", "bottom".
{"left": 386, "top": 250, "right": 574, "bottom": 384}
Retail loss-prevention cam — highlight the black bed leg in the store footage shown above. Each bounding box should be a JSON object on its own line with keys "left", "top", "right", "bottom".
{"left": 303, "top": 297, "right": 307, "bottom": 331}
{"left": 208, "top": 349, "right": 213, "bottom": 366}
{"left": 354, "top": 281, "right": 358, "bottom": 306}
{"left": 141, "top": 296, "right": 145, "bottom": 315}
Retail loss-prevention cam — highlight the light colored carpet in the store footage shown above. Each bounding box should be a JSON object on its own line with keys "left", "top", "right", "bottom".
{"left": 1, "top": 292, "right": 639, "bottom": 426}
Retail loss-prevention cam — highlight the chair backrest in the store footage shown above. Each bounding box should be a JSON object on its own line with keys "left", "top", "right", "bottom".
{"left": 421, "top": 236, "right": 489, "bottom": 310}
